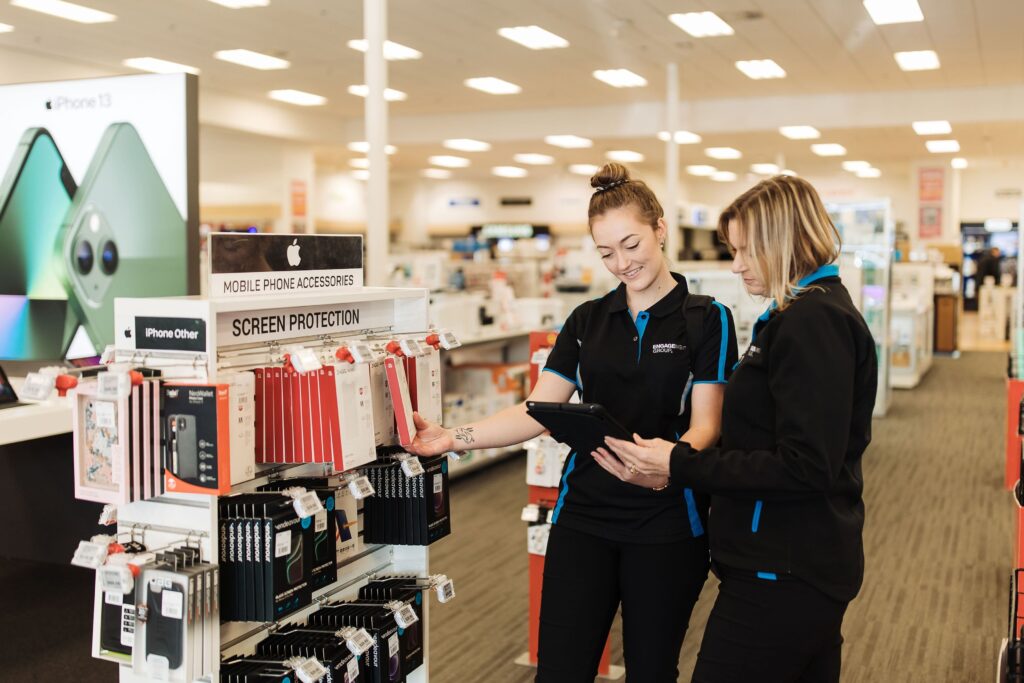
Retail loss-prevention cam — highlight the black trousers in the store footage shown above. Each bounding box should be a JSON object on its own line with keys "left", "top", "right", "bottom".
{"left": 691, "top": 565, "right": 849, "bottom": 683}
{"left": 536, "top": 523, "right": 710, "bottom": 683}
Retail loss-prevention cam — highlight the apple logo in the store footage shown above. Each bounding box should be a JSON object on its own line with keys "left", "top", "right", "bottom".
{"left": 287, "top": 238, "right": 301, "bottom": 267}
{"left": 45, "top": 100, "right": 52, "bottom": 110}
{"left": 124, "top": 328, "right": 132, "bottom": 338}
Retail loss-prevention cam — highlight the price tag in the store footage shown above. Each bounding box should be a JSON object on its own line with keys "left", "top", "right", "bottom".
{"left": 348, "top": 343, "right": 374, "bottom": 365}
{"left": 20, "top": 372, "right": 55, "bottom": 401}
{"left": 444, "top": 450, "right": 463, "bottom": 461}
{"left": 390, "top": 602, "right": 419, "bottom": 629}
{"left": 161, "top": 589, "right": 183, "bottom": 619}
{"left": 275, "top": 531, "right": 292, "bottom": 558}
{"left": 71, "top": 540, "right": 109, "bottom": 569}
{"left": 400, "top": 456, "right": 424, "bottom": 477}
{"left": 338, "top": 627, "right": 374, "bottom": 657}
{"left": 438, "top": 331, "right": 461, "bottom": 350}
{"left": 346, "top": 656, "right": 360, "bottom": 680}
{"left": 94, "top": 401, "right": 116, "bottom": 429}
{"left": 288, "top": 346, "right": 323, "bottom": 374}
{"left": 347, "top": 476, "right": 375, "bottom": 500}
{"left": 104, "top": 591, "right": 123, "bottom": 606}
{"left": 291, "top": 491, "right": 324, "bottom": 519}
{"left": 546, "top": 509, "right": 554, "bottom": 524}
{"left": 294, "top": 657, "right": 328, "bottom": 683}
{"left": 98, "top": 504, "right": 118, "bottom": 526}
{"left": 399, "top": 339, "right": 423, "bottom": 357}
{"left": 435, "top": 577, "right": 455, "bottom": 603}
{"left": 99, "top": 564, "right": 134, "bottom": 594}
{"left": 314, "top": 510, "right": 327, "bottom": 533}
{"left": 520, "top": 505, "right": 540, "bottom": 523}
{"left": 388, "top": 633, "right": 399, "bottom": 657}
{"left": 97, "top": 371, "right": 131, "bottom": 400}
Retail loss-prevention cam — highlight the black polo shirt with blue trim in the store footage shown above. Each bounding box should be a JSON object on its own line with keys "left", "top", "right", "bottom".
{"left": 542, "top": 272, "right": 738, "bottom": 544}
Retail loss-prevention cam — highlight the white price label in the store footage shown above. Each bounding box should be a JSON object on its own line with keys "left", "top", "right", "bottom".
{"left": 97, "top": 371, "right": 131, "bottom": 400}
{"left": 346, "top": 656, "right": 360, "bottom": 681}
{"left": 161, "top": 590, "right": 183, "bottom": 620}
{"left": 400, "top": 456, "right": 424, "bottom": 477}
{"left": 71, "top": 540, "right": 109, "bottom": 569}
{"left": 289, "top": 347, "right": 324, "bottom": 375}
{"left": 93, "top": 401, "right": 117, "bottom": 430}
{"left": 348, "top": 476, "right": 375, "bottom": 500}
{"left": 20, "top": 372, "right": 55, "bottom": 401}
{"left": 275, "top": 531, "right": 292, "bottom": 558}
{"left": 436, "top": 578, "right": 455, "bottom": 603}
{"left": 344, "top": 628, "right": 374, "bottom": 656}
{"left": 520, "top": 505, "right": 540, "bottom": 522}
{"left": 295, "top": 657, "right": 328, "bottom": 683}
{"left": 314, "top": 510, "right": 327, "bottom": 533}
{"left": 105, "top": 591, "right": 123, "bottom": 606}
{"left": 393, "top": 603, "right": 419, "bottom": 629}
{"left": 399, "top": 339, "right": 423, "bottom": 357}
{"left": 98, "top": 504, "right": 117, "bottom": 526}
{"left": 438, "top": 331, "right": 461, "bottom": 350}
{"left": 433, "top": 474, "right": 443, "bottom": 494}
{"left": 292, "top": 491, "right": 324, "bottom": 519}
{"left": 99, "top": 565, "right": 134, "bottom": 594}
{"left": 388, "top": 633, "right": 399, "bottom": 657}
{"left": 348, "top": 343, "right": 374, "bottom": 365}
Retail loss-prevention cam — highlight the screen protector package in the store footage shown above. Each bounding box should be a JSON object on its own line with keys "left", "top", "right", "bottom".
{"left": 308, "top": 602, "right": 400, "bottom": 683}
{"left": 359, "top": 579, "right": 425, "bottom": 676}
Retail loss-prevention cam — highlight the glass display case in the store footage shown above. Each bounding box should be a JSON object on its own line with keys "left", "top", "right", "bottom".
{"left": 827, "top": 199, "right": 894, "bottom": 417}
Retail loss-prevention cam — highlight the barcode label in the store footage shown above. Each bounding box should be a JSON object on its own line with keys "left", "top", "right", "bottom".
{"left": 105, "top": 591, "right": 123, "bottom": 606}
{"left": 433, "top": 474, "right": 443, "bottom": 494}
{"left": 295, "top": 657, "right": 328, "bottom": 683}
{"left": 161, "top": 590, "right": 183, "bottom": 620}
{"left": 346, "top": 656, "right": 360, "bottom": 680}
{"left": 400, "top": 456, "right": 424, "bottom": 477}
{"left": 345, "top": 628, "right": 374, "bottom": 656}
{"left": 275, "top": 531, "right": 292, "bottom": 558}
{"left": 436, "top": 579, "right": 455, "bottom": 603}
{"left": 314, "top": 510, "right": 327, "bottom": 533}
{"left": 393, "top": 603, "right": 419, "bottom": 629}
{"left": 348, "top": 476, "right": 375, "bottom": 500}
{"left": 292, "top": 491, "right": 324, "bottom": 518}
{"left": 388, "top": 633, "right": 399, "bottom": 657}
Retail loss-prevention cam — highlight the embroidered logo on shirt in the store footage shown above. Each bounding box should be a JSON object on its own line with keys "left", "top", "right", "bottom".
{"left": 652, "top": 343, "right": 686, "bottom": 354}
{"left": 742, "top": 345, "right": 762, "bottom": 362}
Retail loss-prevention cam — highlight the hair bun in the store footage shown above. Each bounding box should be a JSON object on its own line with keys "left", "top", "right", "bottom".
{"left": 590, "top": 162, "right": 631, "bottom": 190}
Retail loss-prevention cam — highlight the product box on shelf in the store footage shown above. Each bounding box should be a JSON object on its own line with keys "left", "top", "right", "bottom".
{"left": 162, "top": 381, "right": 236, "bottom": 495}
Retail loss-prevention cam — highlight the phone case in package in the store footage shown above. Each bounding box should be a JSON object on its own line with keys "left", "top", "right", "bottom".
{"left": 72, "top": 382, "right": 130, "bottom": 504}
{"left": 133, "top": 571, "right": 191, "bottom": 681}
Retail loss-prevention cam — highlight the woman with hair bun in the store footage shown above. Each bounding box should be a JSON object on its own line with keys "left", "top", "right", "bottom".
{"left": 602, "top": 175, "right": 877, "bottom": 683}
{"left": 405, "top": 162, "right": 738, "bottom": 681}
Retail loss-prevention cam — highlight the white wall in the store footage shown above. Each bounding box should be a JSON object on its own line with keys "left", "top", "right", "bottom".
{"left": 958, "top": 161, "right": 1024, "bottom": 222}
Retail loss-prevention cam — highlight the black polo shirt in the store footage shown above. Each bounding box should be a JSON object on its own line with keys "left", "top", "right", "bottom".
{"left": 543, "top": 272, "right": 738, "bottom": 544}
{"left": 668, "top": 266, "right": 877, "bottom": 601}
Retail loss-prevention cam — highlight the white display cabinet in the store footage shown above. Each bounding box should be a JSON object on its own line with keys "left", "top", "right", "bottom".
{"left": 889, "top": 263, "right": 935, "bottom": 389}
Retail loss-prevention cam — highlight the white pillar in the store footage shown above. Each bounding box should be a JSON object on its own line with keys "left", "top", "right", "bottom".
{"left": 364, "top": 0, "right": 389, "bottom": 285}
{"left": 665, "top": 63, "right": 680, "bottom": 263}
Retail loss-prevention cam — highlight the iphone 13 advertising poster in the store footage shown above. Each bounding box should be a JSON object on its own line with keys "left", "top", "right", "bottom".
{"left": 0, "top": 73, "right": 198, "bottom": 360}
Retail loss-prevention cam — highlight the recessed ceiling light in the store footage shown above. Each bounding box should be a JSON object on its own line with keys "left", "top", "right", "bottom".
{"left": 706, "top": 147, "right": 742, "bottom": 160}
{"left": 464, "top": 77, "right": 521, "bottom": 95}
{"left": 11, "top": 0, "right": 114, "bottom": 22}
{"left": 351, "top": 170, "right": 369, "bottom": 180}
{"left": 779, "top": 126, "right": 821, "bottom": 140}
{"left": 443, "top": 139, "right": 491, "bottom": 152}
{"left": 268, "top": 89, "right": 326, "bottom": 106}
{"left": 687, "top": 165, "right": 717, "bottom": 176}
{"left": 498, "top": 25, "right": 568, "bottom": 50}
{"left": 811, "top": 143, "right": 847, "bottom": 157}
{"left": 781, "top": 169, "right": 798, "bottom": 176}
{"left": 569, "top": 164, "right": 600, "bottom": 176}
{"left": 429, "top": 155, "right": 470, "bottom": 168}
{"left": 545, "top": 135, "right": 592, "bottom": 149}
{"left": 207, "top": 0, "right": 269, "bottom": 8}
{"left": 346, "top": 39, "right": 422, "bottom": 61}
{"left": 735, "top": 59, "right": 786, "bottom": 80}
{"left": 514, "top": 153, "right": 555, "bottom": 165}
{"left": 493, "top": 166, "right": 528, "bottom": 178}
{"left": 668, "top": 11, "right": 734, "bottom": 38}
{"left": 951, "top": 157, "right": 968, "bottom": 169}
{"left": 215, "top": 49, "right": 289, "bottom": 70}
{"left": 347, "top": 141, "right": 396, "bottom": 155}
{"left": 606, "top": 150, "right": 644, "bottom": 163}
{"left": 422, "top": 168, "right": 452, "bottom": 179}
{"left": 842, "top": 160, "right": 872, "bottom": 171}
{"left": 658, "top": 130, "right": 702, "bottom": 144}
{"left": 593, "top": 69, "right": 647, "bottom": 88}
{"left": 123, "top": 57, "right": 199, "bottom": 75}
{"left": 856, "top": 168, "right": 882, "bottom": 178}
{"left": 349, "top": 158, "right": 370, "bottom": 169}
{"left": 347, "top": 84, "right": 407, "bottom": 101}
{"left": 912, "top": 120, "right": 952, "bottom": 135}
{"left": 926, "top": 139, "right": 960, "bottom": 153}
{"left": 895, "top": 50, "right": 940, "bottom": 71}
{"left": 0, "top": 22, "right": 14, "bottom": 32}
{"left": 751, "top": 163, "right": 779, "bottom": 175}
{"left": 711, "top": 171, "right": 738, "bottom": 182}
{"left": 863, "top": 0, "right": 923, "bottom": 25}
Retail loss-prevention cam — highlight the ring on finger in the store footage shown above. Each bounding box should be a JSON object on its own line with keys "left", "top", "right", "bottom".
{"left": 628, "top": 464, "right": 639, "bottom": 475}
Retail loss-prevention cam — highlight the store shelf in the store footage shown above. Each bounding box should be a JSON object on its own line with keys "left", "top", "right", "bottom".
{"left": 0, "top": 382, "right": 73, "bottom": 446}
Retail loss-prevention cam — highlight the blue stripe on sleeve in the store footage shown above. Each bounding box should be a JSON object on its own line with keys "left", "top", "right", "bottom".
{"left": 756, "top": 572, "right": 778, "bottom": 581}
{"left": 542, "top": 367, "right": 578, "bottom": 388}
{"left": 712, "top": 301, "right": 728, "bottom": 382}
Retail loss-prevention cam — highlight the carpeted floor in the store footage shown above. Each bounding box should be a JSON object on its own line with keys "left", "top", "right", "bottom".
{"left": 0, "top": 352, "right": 1012, "bottom": 682}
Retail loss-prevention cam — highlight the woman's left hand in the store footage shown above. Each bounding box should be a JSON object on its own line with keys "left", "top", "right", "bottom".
{"left": 601, "top": 434, "right": 674, "bottom": 478}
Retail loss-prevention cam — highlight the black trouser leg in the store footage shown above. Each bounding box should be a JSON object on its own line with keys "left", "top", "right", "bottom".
{"left": 619, "top": 534, "right": 710, "bottom": 683}
{"left": 536, "top": 525, "right": 620, "bottom": 683}
{"left": 691, "top": 568, "right": 848, "bottom": 683}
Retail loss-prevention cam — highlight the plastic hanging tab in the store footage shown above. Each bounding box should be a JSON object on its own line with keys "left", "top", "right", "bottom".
{"left": 98, "top": 563, "right": 135, "bottom": 594}
{"left": 98, "top": 504, "right": 118, "bottom": 526}
{"left": 343, "top": 472, "right": 375, "bottom": 500}
{"left": 20, "top": 371, "right": 56, "bottom": 401}
{"left": 286, "top": 345, "right": 323, "bottom": 374}
{"left": 430, "top": 574, "right": 455, "bottom": 603}
{"left": 521, "top": 505, "right": 541, "bottom": 523}
{"left": 71, "top": 540, "right": 110, "bottom": 569}
{"left": 436, "top": 331, "right": 462, "bottom": 351}
{"left": 286, "top": 656, "right": 328, "bottom": 683}
{"left": 348, "top": 343, "right": 375, "bottom": 365}
{"left": 336, "top": 626, "right": 375, "bottom": 657}
{"left": 396, "top": 453, "right": 424, "bottom": 478}
{"left": 385, "top": 600, "right": 419, "bottom": 629}
{"left": 283, "top": 487, "right": 325, "bottom": 519}
{"left": 445, "top": 450, "right": 464, "bottom": 461}
{"left": 97, "top": 369, "right": 131, "bottom": 400}
{"left": 346, "top": 656, "right": 360, "bottom": 680}
{"left": 399, "top": 339, "right": 424, "bottom": 357}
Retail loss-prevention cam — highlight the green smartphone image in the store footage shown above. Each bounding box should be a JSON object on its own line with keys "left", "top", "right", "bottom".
{"left": 59, "top": 122, "right": 187, "bottom": 350}
{"left": 0, "top": 127, "right": 80, "bottom": 360}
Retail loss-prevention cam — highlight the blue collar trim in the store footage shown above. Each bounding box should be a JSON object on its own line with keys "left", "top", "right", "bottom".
{"left": 796, "top": 264, "right": 839, "bottom": 288}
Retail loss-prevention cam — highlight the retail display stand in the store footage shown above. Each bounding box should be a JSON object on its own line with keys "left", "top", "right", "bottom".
{"left": 79, "top": 285, "right": 449, "bottom": 683}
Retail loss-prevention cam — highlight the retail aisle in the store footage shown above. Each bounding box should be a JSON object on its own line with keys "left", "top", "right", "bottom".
{"left": 431, "top": 351, "right": 1011, "bottom": 683}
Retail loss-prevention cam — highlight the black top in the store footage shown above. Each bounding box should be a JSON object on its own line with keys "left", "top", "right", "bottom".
{"left": 543, "top": 272, "right": 738, "bottom": 543}
{"left": 669, "top": 266, "right": 877, "bottom": 601}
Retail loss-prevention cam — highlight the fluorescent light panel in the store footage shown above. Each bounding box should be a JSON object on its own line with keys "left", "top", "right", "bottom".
{"left": 606, "top": 150, "right": 644, "bottom": 163}
{"left": 498, "top": 25, "right": 568, "bottom": 50}
{"left": 464, "top": 77, "right": 521, "bottom": 95}
{"left": 0, "top": 22, "right": 13, "bottom": 32}
{"left": 736, "top": 59, "right": 786, "bottom": 80}
{"left": 856, "top": 168, "right": 882, "bottom": 178}
{"left": 811, "top": 143, "right": 847, "bottom": 157}
{"left": 842, "top": 160, "right": 871, "bottom": 171}
{"left": 779, "top": 125, "right": 820, "bottom": 140}
{"left": 751, "top": 163, "right": 779, "bottom": 175}
{"left": 428, "top": 155, "right": 470, "bottom": 168}
{"left": 123, "top": 57, "right": 199, "bottom": 75}
{"left": 658, "top": 130, "right": 702, "bottom": 144}
{"left": 912, "top": 120, "right": 952, "bottom": 135}
{"left": 443, "top": 139, "right": 491, "bottom": 152}
{"left": 514, "top": 153, "right": 554, "bottom": 165}
{"left": 207, "top": 0, "right": 269, "bottom": 7}
{"left": 346, "top": 39, "right": 422, "bottom": 61}
{"left": 687, "top": 165, "right": 717, "bottom": 177}
{"left": 545, "top": 135, "right": 592, "bottom": 149}
{"left": 569, "top": 164, "right": 600, "bottom": 176}
{"left": 951, "top": 157, "right": 968, "bottom": 169}
{"left": 347, "top": 84, "right": 407, "bottom": 101}
{"left": 422, "top": 168, "right": 452, "bottom": 179}
{"left": 781, "top": 169, "right": 798, "bottom": 176}
{"left": 668, "top": 11, "right": 734, "bottom": 38}
{"left": 349, "top": 158, "right": 369, "bottom": 169}
{"left": 11, "top": 0, "right": 114, "bottom": 22}
{"left": 863, "top": 0, "right": 923, "bottom": 25}
{"left": 593, "top": 69, "right": 647, "bottom": 88}
{"left": 347, "top": 142, "right": 396, "bottom": 155}
{"left": 706, "top": 147, "right": 742, "bottom": 160}
{"left": 926, "top": 139, "right": 960, "bottom": 153}
{"left": 711, "top": 171, "right": 737, "bottom": 182}
{"left": 492, "top": 166, "right": 528, "bottom": 178}
{"left": 895, "top": 50, "right": 940, "bottom": 71}
{"left": 215, "top": 49, "right": 289, "bottom": 70}
{"left": 351, "top": 170, "right": 369, "bottom": 180}
{"left": 269, "top": 89, "right": 325, "bottom": 106}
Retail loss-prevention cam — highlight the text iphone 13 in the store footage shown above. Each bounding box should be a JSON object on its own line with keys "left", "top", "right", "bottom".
{"left": 59, "top": 122, "right": 188, "bottom": 350}
{"left": 0, "top": 127, "right": 80, "bottom": 360}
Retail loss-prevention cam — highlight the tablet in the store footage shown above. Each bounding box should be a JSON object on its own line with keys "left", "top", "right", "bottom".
{"left": 526, "top": 401, "right": 633, "bottom": 457}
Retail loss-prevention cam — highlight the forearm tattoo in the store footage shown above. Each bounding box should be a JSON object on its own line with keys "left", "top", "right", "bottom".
{"left": 454, "top": 427, "right": 476, "bottom": 445}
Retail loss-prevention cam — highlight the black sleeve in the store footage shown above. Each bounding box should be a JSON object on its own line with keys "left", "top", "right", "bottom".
{"left": 692, "top": 301, "right": 739, "bottom": 384}
{"left": 670, "top": 304, "right": 855, "bottom": 499}
{"left": 541, "top": 305, "right": 583, "bottom": 389}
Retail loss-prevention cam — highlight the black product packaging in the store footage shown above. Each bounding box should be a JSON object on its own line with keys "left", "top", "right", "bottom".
{"left": 257, "top": 480, "right": 338, "bottom": 592}
{"left": 423, "top": 458, "right": 452, "bottom": 544}
{"left": 359, "top": 580, "right": 424, "bottom": 676}
{"left": 263, "top": 495, "right": 313, "bottom": 620}
{"left": 253, "top": 627, "right": 357, "bottom": 681}
{"left": 308, "top": 603, "right": 401, "bottom": 683}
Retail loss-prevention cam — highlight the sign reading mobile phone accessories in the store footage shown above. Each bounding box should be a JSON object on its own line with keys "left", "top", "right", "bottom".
{"left": 217, "top": 299, "right": 394, "bottom": 345}
{"left": 134, "top": 316, "right": 207, "bottom": 352}
{"left": 208, "top": 233, "right": 363, "bottom": 299}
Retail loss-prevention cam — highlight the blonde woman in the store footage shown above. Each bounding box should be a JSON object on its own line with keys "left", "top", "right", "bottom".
{"left": 599, "top": 175, "right": 877, "bottom": 682}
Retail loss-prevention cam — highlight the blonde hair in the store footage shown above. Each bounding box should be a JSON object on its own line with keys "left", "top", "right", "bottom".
{"left": 717, "top": 175, "right": 842, "bottom": 309}
{"left": 588, "top": 163, "right": 663, "bottom": 230}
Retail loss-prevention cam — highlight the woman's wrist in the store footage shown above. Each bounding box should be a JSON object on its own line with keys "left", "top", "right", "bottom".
{"left": 651, "top": 476, "right": 670, "bottom": 491}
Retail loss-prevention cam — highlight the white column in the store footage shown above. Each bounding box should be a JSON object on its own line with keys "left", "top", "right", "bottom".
{"left": 664, "top": 63, "right": 680, "bottom": 263}
{"left": 364, "top": 0, "right": 389, "bottom": 285}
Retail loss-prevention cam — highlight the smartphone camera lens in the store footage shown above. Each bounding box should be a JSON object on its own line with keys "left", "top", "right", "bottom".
{"left": 100, "top": 240, "right": 118, "bottom": 275}
{"left": 76, "top": 240, "right": 93, "bottom": 275}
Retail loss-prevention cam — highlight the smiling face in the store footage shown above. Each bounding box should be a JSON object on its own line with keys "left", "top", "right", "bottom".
{"left": 591, "top": 206, "right": 667, "bottom": 292}
{"left": 727, "top": 219, "right": 767, "bottom": 297}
